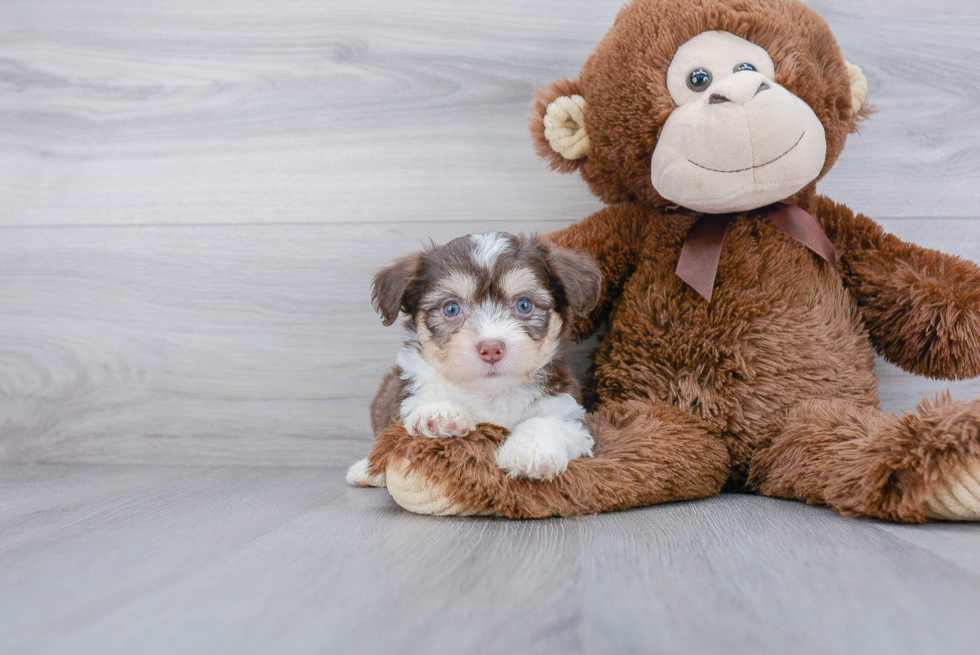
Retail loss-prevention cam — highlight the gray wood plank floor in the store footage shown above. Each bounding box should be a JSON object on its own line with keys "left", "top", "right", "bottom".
{"left": 1, "top": 464, "right": 979, "bottom": 655}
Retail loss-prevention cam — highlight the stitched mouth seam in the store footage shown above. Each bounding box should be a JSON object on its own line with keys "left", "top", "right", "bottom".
{"left": 687, "top": 131, "right": 806, "bottom": 174}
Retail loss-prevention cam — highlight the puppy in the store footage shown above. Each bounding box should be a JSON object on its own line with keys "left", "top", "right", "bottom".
{"left": 345, "top": 231, "right": 601, "bottom": 487}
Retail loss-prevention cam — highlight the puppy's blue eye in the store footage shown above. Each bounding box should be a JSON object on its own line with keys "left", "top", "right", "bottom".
{"left": 687, "top": 68, "right": 712, "bottom": 91}
{"left": 515, "top": 299, "right": 533, "bottom": 315}
{"left": 442, "top": 301, "right": 461, "bottom": 318}
{"left": 734, "top": 63, "right": 756, "bottom": 73}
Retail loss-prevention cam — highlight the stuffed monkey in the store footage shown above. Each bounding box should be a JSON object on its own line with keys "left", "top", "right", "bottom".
{"left": 368, "top": 0, "right": 980, "bottom": 523}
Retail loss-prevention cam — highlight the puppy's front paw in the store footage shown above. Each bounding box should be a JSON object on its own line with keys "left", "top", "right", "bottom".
{"left": 404, "top": 402, "right": 475, "bottom": 438}
{"left": 496, "top": 421, "right": 571, "bottom": 481}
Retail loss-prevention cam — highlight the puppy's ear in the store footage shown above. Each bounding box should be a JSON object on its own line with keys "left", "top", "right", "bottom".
{"left": 371, "top": 253, "right": 421, "bottom": 326}
{"left": 545, "top": 246, "right": 602, "bottom": 317}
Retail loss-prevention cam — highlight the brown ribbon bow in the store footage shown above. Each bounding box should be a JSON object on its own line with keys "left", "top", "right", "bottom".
{"left": 675, "top": 203, "right": 837, "bottom": 302}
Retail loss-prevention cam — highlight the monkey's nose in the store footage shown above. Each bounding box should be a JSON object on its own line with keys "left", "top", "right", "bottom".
{"left": 477, "top": 340, "right": 506, "bottom": 364}
{"left": 708, "top": 76, "right": 771, "bottom": 106}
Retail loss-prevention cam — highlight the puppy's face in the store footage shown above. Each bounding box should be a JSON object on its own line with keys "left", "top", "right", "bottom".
{"left": 417, "top": 235, "right": 562, "bottom": 388}
{"left": 373, "top": 233, "right": 601, "bottom": 391}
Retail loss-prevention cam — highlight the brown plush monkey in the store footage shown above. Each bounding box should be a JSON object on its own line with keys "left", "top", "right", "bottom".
{"left": 367, "top": 0, "right": 980, "bottom": 522}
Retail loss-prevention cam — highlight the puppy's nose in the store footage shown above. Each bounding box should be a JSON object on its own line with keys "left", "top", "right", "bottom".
{"left": 477, "top": 340, "right": 506, "bottom": 364}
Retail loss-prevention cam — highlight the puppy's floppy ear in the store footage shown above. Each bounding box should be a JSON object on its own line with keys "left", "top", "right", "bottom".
{"left": 545, "top": 246, "right": 602, "bottom": 317}
{"left": 371, "top": 253, "right": 421, "bottom": 326}
{"left": 530, "top": 78, "right": 590, "bottom": 174}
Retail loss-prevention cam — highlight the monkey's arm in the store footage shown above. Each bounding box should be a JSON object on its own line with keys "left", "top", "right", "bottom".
{"left": 544, "top": 203, "right": 647, "bottom": 341}
{"left": 815, "top": 195, "right": 980, "bottom": 380}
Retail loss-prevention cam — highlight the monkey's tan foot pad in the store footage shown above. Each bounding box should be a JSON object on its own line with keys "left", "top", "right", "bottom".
{"left": 924, "top": 460, "right": 980, "bottom": 521}
{"left": 385, "top": 457, "right": 484, "bottom": 516}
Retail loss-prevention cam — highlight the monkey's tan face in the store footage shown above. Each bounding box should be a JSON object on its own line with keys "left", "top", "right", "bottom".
{"left": 650, "top": 31, "right": 828, "bottom": 214}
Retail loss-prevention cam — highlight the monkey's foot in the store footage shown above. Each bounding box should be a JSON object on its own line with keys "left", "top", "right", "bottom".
{"left": 385, "top": 457, "right": 483, "bottom": 516}
{"left": 924, "top": 460, "right": 980, "bottom": 520}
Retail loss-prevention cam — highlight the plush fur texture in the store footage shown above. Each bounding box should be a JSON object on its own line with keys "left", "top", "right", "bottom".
{"left": 367, "top": 0, "right": 980, "bottom": 522}
{"left": 370, "top": 400, "right": 730, "bottom": 518}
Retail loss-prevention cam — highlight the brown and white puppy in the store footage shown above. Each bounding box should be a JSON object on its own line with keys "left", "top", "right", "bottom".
{"left": 346, "top": 232, "right": 601, "bottom": 486}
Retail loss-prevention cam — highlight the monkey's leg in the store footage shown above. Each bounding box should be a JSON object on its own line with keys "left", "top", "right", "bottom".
{"left": 748, "top": 395, "right": 980, "bottom": 522}
{"left": 368, "top": 400, "right": 730, "bottom": 518}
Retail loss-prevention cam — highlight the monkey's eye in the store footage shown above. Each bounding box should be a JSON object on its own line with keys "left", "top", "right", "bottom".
{"left": 734, "top": 63, "right": 757, "bottom": 73}
{"left": 687, "top": 68, "right": 712, "bottom": 92}
{"left": 514, "top": 298, "right": 533, "bottom": 315}
{"left": 442, "top": 301, "right": 462, "bottom": 318}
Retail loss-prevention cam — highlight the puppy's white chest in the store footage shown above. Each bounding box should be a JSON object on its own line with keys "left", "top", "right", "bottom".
{"left": 465, "top": 387, "right": 541, "bottom": 429}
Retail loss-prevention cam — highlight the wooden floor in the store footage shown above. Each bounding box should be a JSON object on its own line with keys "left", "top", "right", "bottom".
{"left": 1, "top": 465, "right": 979, "bottom": 655}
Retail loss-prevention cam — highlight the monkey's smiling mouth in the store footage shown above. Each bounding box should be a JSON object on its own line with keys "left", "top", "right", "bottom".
{"left": 688, "top": 131, "right": 806, "bottom": 174}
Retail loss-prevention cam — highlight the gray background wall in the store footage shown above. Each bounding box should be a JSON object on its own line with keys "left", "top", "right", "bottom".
{"left": 1, "top": 0, "right": 979, "bottom": 466}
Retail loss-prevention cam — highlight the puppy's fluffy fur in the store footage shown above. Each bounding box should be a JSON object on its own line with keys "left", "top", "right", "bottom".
{"left": 346, "top": 232, "right": 602, "bottom": 486}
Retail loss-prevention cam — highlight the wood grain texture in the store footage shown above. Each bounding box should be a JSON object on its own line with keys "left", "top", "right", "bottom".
{"left": 1, "top": 464, "right": 979, "bottom": 655}
{"left": 810, "top": 0, "right": 980, "bottom": 217}
{"left": 0, "top": 0, "right": 977, "bottom": 228}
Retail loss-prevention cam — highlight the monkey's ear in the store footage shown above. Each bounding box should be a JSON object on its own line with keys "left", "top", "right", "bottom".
{"left": 545, "top": 245, "right": 602, "bottom": 317}
{"left": 845, "top": 62, "right": 869, "bottom": 114}
{"left": 530, "top": 78, "right": 590, "bottom": 173}
{"left": 371, "top": 253, "right": 421, "bottom": 326}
